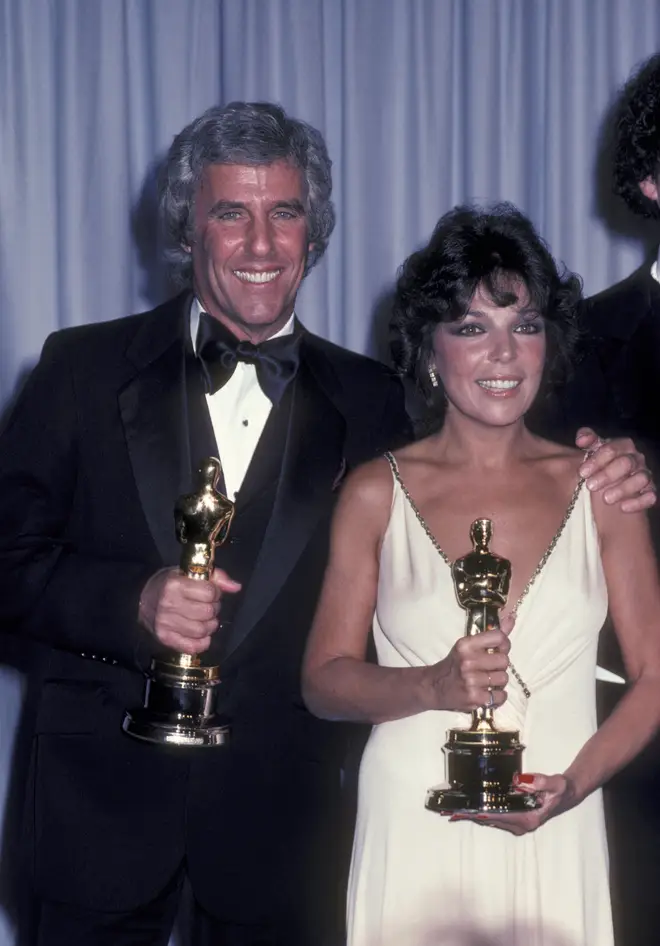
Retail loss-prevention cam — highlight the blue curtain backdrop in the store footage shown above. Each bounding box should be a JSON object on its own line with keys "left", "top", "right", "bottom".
{"left": 2, "top": 0, "right": 660, "bottom": 941}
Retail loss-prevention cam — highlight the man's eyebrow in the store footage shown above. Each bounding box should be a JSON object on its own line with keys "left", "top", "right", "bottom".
{"left": 208, "top": 198, "right": 306, "bottom": 214}
{"left": 272, "top": 199, "right": 306, "bottom": 212}
{"left": 208, "top": 200, "right": 246, "bottom": 214}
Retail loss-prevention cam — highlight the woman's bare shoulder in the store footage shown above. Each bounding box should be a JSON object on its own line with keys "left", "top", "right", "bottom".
{"left": 529, "top": 437, "right": 638, "bottom": 545}
{"left": 388, "top": 433, "right": 443, "bottom": 470}
{"left": 526, "top": 435, "right": 585, "bottom": 485}
{"left": 340, "top": 454, "right": 396, "bottom": 509}
{"left": 329, "top": 456, "right": 398, "bottom": 549}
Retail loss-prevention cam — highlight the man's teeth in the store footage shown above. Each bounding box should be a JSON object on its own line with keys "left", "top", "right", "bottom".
{"left": 234, "top": 270, "right": 281, "bottom": 283}
{"left": 477, "top": 379, "right": 520, "bottom": 390}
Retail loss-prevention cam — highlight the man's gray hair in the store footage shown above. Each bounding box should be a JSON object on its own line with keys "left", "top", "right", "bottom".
{"left": 159, "top": 101, "right": 336, "bottom": 286}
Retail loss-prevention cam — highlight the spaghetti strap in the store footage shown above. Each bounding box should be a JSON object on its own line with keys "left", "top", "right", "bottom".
{"left": 383, "top": 450, "right": 400, "bottom": 479}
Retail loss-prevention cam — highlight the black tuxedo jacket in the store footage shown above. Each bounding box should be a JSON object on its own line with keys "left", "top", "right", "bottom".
{"left": 529, "top": 266, "right": 660, "bottom": 683}
{"left": 559, "top": 264, "right": 660, "bottom": 751}
{"left": 572, "top": 265, "right": 660, "bottom": 946}
{"left": 0, "top": 293, "right": 411, "bottom": 924}
{"left": 577, "top": 263, "right": 660, "bottom": 448}
{"left": 522, "top": 267, "right": 660, "bottom": 946}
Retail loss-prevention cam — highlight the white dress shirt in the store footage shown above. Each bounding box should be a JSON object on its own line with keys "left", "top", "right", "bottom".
{"left": 190, "top": 298, "right": 295, "bottom": 501}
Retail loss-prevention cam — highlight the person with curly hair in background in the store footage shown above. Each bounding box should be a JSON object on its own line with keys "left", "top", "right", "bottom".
{"left": 574, "top": 52, "right": 660, "bottom": 946}
{"left": 303, "top": 204, "right": 660, "bottom": 946}
{"left": 579, "top": 51, "right": 660, "bottom": 443}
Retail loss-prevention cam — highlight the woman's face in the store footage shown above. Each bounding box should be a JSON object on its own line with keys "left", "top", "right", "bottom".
{"left": 432, "top": 280, "right": 546, "bottom": 429}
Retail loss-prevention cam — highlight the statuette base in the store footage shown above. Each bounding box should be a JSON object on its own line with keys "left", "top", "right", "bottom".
{"left": 122, "top": 708, "right": 230, "bottom": 747}
{"left": 122, "top": 654, "right": 230, "bottom": 748}
{"left": 425, "top": 725, "right": 539, "bottom": 814}
{"left": 425, "top": 785, "right": 538, "bottom": 814}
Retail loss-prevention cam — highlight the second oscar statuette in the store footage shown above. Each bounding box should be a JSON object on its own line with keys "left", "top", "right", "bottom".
{"left": 123, "top": 457, "right": 235, "bottom": 747}
{"left": 426, "top": 518, "right": 539, "bottom": 813}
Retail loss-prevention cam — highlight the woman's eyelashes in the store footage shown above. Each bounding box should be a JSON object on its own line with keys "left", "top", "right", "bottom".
{"left": 514, "top": 317, "right": 544, "bottom": 334}
{"left": 449, "top": 315, "right": 544, "bottom": 337}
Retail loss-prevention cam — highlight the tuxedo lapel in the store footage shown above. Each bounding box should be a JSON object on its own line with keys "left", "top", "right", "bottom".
{"left": 223, "top": 352, "right": 346, "bottom": 660}
{"left": 119, "top": 297, "right": 193, "bottom": 566}
{"left": 186, "top": 349, "right": 225, "bottom": 495}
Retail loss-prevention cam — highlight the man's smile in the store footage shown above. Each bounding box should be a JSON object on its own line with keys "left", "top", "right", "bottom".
{"left": 233, "top": 269, "right": 283, "bottom": 284}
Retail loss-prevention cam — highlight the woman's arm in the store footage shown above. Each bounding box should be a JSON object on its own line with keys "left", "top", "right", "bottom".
{"left": 563, "top": 497, "right": 660, "bottom": 798}
{"left": 301, "top": 457, "right": 510, "bottom": 724}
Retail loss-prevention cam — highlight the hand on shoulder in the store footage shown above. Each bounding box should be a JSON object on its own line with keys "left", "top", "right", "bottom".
{"left": 576, "top": 428, "right": 656, "bottom": 513}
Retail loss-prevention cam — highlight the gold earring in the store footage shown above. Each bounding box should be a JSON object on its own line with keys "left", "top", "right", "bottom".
{"left": 428, "top": 364, "right": 439, "bottom": 388}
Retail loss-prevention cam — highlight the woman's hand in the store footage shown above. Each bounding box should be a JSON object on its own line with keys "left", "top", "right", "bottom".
{"left": 447, "top": 772, "right": 578, "bottom": 835}
{"left": 419, "top": 616, "right": 513, "bottom": 713}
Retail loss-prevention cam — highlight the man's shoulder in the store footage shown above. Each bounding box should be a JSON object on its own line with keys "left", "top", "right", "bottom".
{"left": 300, "top": 332, "right": 411, "bottom": 453}
{"left": 583, "top": 263, "right": 656, "bottom": 341}
{"left": 301, "top": 330, "right": 399, "bottom": 389}
{"left": 42, "top": 294, "right": 187, "bottom": 359}
{"left": 586, "top": 264, "right": 652, "bottom": 314}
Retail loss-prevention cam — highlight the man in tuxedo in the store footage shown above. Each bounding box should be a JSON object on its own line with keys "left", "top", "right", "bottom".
{"left": 0, "top": 102, "right": 412, "bottom": 946}
{"left": 575, "top": 51, "right": 660, "bottom": 450}
{"left": 0, "top": 101, "right": 652, "bottom": 946}
{"left": 566, "top": 52, "right": 660, "bottom": 946}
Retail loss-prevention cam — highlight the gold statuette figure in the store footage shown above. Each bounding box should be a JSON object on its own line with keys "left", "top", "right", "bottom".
{"left": 123, "top": 457, "right": 235, "bottom": 747}
{"left": 426, "top": 519, "right": 539, "bottom": 813}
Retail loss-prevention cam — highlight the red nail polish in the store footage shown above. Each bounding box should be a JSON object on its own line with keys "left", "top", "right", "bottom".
{"left": 515, "top": 773, "right": 535, "bottom": 784}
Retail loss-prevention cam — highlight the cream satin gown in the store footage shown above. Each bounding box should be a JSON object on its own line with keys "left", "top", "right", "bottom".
{"left": 347, "top": 454, "right": 613, "bottom": 946}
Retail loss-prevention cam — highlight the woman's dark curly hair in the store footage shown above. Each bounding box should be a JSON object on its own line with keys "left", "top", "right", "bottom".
{"left": 391, "top": 203, "right": 583, "bottom": 424}
{"left": 613, "top": 53, "right": 660, "bottom": 218}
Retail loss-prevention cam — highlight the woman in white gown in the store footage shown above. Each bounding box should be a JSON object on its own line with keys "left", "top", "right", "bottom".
{"left": 302, "top": 204, "right": 660, "bottom": 946}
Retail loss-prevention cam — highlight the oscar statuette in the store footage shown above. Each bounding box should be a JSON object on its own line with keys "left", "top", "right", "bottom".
{"left": 123, "top": 457, "right": 235, "bottom": 747}
{"left": 425, "top": 519, "right": 539, "bottom": 813}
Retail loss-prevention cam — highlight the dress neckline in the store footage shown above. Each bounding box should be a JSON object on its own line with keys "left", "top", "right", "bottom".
{"left": 384, "top": 451, "right": 585, "bottom": 619}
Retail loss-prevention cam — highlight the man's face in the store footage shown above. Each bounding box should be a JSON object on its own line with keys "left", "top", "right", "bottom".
{"left": 186, "top": 161, "right": 314, "bottom": 342}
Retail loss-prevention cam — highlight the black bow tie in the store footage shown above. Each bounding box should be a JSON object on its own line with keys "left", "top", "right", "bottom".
{"left": 196, "top": 312, "right": 301, "bottom": 405}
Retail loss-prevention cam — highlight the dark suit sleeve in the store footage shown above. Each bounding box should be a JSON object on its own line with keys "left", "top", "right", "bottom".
{"left": 0, "top": 334, "right": 154, "bottom": 667}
